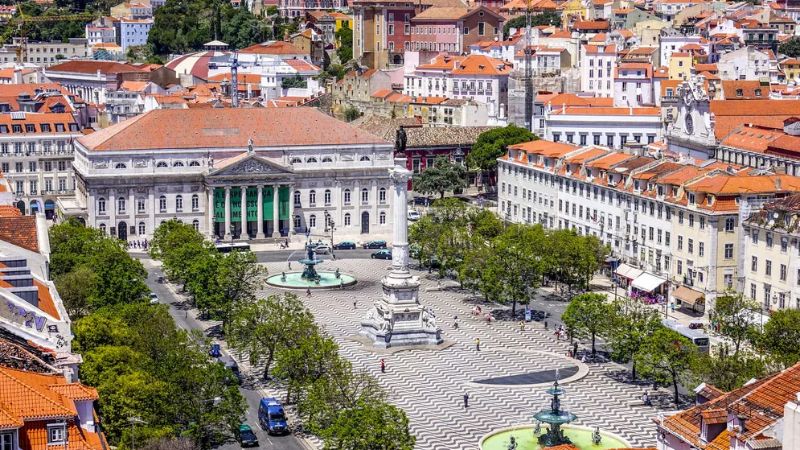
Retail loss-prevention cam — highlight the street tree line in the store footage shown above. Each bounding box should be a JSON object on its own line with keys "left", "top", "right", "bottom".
{"left": 150, "top": 221, "right": 415, "bottom": 450}
{"left": 562, "top": 291, "right": 800, "bottom": 405}
{"left": 409, "top": 199, "right": 608, "bottom": 317}
{"left": 50, "top": 220, "right": 245, "bottom": 450}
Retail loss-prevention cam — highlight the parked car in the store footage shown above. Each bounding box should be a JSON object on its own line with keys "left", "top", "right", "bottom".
{"left": 413, "top": 196, "right": 432, "bottom": 206}
{"left": 314, "top": 244, "right": 331, "bottom": 255}
{"left": 209, "top": 343, "right": 221, "bottom": 358}
{"left": 258, "top": 397, "right": 288, "bottom": 435}
{"left": 237, "top": 424, "right": 259, "bottom": 447}
{"left": 333, "top": 241, "right": 356, "bottom": 250}
{"left": 148, "top": 292, "right": 159, "bottom": 305}
{"left": 407, "top": 210, "right": 421, "bottom": 221}
{"left": 219, "top": 355, "right": 242, "bottom": 385}
{"left": 363, "top": 240, "right": 387, "bottom": 249}
{"left": 371, "top": 249, "right": 392, "bottom": 260}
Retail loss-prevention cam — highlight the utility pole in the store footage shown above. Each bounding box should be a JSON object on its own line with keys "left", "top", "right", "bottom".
{"left": 523, "top": 0, "right": 533, "bottom": 132}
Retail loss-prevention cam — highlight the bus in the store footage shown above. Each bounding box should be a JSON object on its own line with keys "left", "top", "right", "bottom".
{"left": 215, "top": 242, "right": 251, "bottom": 253}
{"left": 662, "top": 319, "right": 710, "bottom": 353}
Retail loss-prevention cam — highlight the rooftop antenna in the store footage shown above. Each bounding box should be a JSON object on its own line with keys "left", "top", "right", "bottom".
{"left": 231, "top": 50, "right": 239, "bottom": 108}
{"left": 523, "top": 0, "right": 533, "bottom": 132}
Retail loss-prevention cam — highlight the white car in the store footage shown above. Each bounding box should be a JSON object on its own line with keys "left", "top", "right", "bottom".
{"left": 314, "top": 244, "right": 331, "bottom": 255}
{"left": 407, "top": 210, "right": 421, "bottom": 221}
{"left": 148, "top": 292, "right": 159, "bottom": 305}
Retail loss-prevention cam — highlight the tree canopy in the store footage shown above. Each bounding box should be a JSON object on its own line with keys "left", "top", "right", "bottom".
{"left": 759, "top": 309, "right": 800, "bottom": 367}
{"left": 467, "top": 125, "right": 535, "bottom": 185}
{"left": 503, "top": 11, "right": 562, "bottom": 37}
{"left": 562, "top": 293, "right": 613, "bottom": 355}
{"left": 413, "top": 157, "right": 468, "bottom": 199}
{"left": 635, "top": 327, "right": 700, "bottom": 405}
{"left": 779, "top": 37, "right": 800, "bottom": 58}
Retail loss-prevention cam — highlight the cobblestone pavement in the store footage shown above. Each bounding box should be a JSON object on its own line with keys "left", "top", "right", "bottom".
{"left": 258, "top": 259, "right": 663, "bottom": 450}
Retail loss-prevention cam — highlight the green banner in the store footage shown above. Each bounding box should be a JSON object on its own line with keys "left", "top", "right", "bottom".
{"left": 263, "top": 186, "right": 274, "bottom": 221}
{"left": 279, "top": 186, "right": 290, "bottom": 220}
{"left": 214, "top": 188, "right": 225, "bottom": 223}
{"left": 246, "top": 187, "right": 258, "bottom": 221}
{"left": 230, "top": 187, "right": 242, "bottom": 222}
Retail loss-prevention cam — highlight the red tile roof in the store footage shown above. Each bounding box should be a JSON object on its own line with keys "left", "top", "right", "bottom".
{"left": 239, "top": 40, "right": 304, "bottom": 55}
{"left": 709, "top": 100, "right": 800, "bottom": 138}
{"left": 0, "top": 215, "right": 38, "bottom": 252}
{"left": 78, "top": 107, "right": 388, "bottom": 151}
{"left": 46, "top": 60, "right": 145, "bottom": 75}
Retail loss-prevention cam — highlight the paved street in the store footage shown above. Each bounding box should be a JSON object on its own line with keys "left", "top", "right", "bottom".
{"left": 255, "top": 258, "right": 664, "bottom": 450}
{"left": 141, "top": 260, "right": 310, "bottom": 450}
{"left": 253, "top": 248, "right": 375, "bottom": 263}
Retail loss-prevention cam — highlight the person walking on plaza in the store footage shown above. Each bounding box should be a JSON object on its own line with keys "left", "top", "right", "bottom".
{"left": 380, "top": 358, "right": 386, "bottom": 374}
{"left": 519, "top": 320, "right": 525, "bottom": 332}
{"left": 463, "top": 392, "right": 470, "bottom": 409}
{"left": 475, "top": 337, "right": 481, "bottom": 351}
{"left": 353, "top": 299, "right": 357, "bottom": 309}
{"left": 306, "top": 288, "right": 312, "bottom": 298}
{"left": 573, "top": 342, "right": 578, "bottom": 359}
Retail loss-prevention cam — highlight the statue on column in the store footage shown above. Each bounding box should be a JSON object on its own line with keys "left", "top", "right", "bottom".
{"left": 395, "top": 127, "right": 407, "bottom": 155}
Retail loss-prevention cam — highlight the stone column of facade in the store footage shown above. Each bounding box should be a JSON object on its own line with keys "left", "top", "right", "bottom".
{"left": 371, "top": 181, "right": 378, "bottom": 228}
{"left": 224, "top": 186, "right": 232, "bottom": 240}
{"left": 272, "top": 185, "right": 280, "bottom": 238}
{"left": 288, "top": 185, "right": 295, "bottom": 237}
{"left": 148, "top": 188, "right": 155, "bottom": 237}
{"left": 240, "top": 186, "right": 247, "bottom": 239}
{"left": 109, "top": 188, "right": 116, "bottom": 238}
{"left": 256, "top": 186, "right": 265, "bottom": 239}
{"left": 207, "top": 188, "right": 215, "bottom": 238}
{"left": 353, "top": 180, "right": 361, "bottom": 231}
{"left": 129, "top": 190, "right": 136, "bottom": 236}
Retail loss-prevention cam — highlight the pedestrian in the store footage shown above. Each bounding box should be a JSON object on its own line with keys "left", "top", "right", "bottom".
{"left": 380, "top": 358, "right": 386, "bottom": 373}
{"left": 353, "top": 299, "right": 357, "bottom": 309}
{"left": 519, "top": 320, "right": 525, "bottom": 332}
{"left": 642, "top": 391, "right": 651, "bottom": 406}
{"left": 306, "top": 288, "right": 312, "bottom": 297}
{"left": 544, "top": 320, "right": 548, "bottom": 330}
{"left": 463, "top": 392, "right": 470, "bottom": 409}
{"left": 288, "top": 262, "right": 292, "bottom": 270}
{"left": 475, "top": 337, "right": 481, "bottom": 351}
{"left": 573, "top": 342, "right": 578, "bottom": 359}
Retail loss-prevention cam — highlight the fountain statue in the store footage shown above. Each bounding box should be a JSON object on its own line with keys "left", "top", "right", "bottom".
{"left": 265, "top": 237, "right": 357, "bottom": 289}
{"left": 298, "top": 240, "right": 322, "bottom": 281}
{"left": 532, "top": 373, "right": 578, "bottom": 447}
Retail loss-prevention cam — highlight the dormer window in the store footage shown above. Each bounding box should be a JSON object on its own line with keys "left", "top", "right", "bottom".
{"left": 708, "top": 196, "right": 714, "bottom": 206}
{"left": 688, "top": 192, "right": 696, "bottom": 204}
{"left": 657, "top": 186, "right": 664, "bottom": 196}
{"left": 47, "top": 423, "right": 66, "bottom": 444}
{"left": 736, "top": 89, "right": 743, "bottom": 97}
{"left": 755, "top": 88, "right": 762, "bottom": 97}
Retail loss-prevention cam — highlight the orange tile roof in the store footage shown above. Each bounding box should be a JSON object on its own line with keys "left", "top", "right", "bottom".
{"left": 0, "top": 367, "right": 76, "bottom": 420}
{"left": 687, "top": 173, "right": 800, "bottom": 195}
{"left": 540, "top": 93, "right": 614, "bottom": 107}
{"left": 411, "top": 5, "right": 468, "bottom": 20}
{"left": 0, "top": 215, "right": 38, "bottom": 253}
{"left": 510, "top": 139, "right": 580, "bottom": 158}
{"left": 710, "top": 100, "right": 800, "bottom": 138}
{"left": 572, "top": 19, "right": 610, "bottom": 30}
{"left": 239, "top": 40, "right": 304, "bottom": 55}
{"left": 284, "top": 59, "right": 320, "bottom": 72}
{"left": 565, "top": 147, "right": 607, "bottom": 163}
{"left": 586, "top": 152, "right": 636, "bottom": 170}
{"left": 78, "top": 108, "right": 388, "bottom": 151}
{"left": 46, "top": 60, "right": 145, "bottom": 75}
{"left": 451, "top": 54, "right": 513, "bottom": 76}
{"left": 34, "top": 280, "right": 59, "bottom": 320}
{"left": 551, "top": 106, "right": 660, "bottom": 116}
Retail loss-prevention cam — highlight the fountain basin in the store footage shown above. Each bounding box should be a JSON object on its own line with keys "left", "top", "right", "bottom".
{"left": 480, "top": 424, "right": 630, "bottom": 450}
{"left": 266, "top": 271, "right": 357, "bottom": 289}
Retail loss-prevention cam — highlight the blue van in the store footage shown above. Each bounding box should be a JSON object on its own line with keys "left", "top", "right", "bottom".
{"left": 258, "top": 397, "right": 288, "bottom": 435}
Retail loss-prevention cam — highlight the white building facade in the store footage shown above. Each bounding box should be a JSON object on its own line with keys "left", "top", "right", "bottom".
{"left": 69, "top": 107, "right": 396, "bottom": 242}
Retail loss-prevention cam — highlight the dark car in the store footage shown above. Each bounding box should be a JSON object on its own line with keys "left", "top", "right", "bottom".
{"left": 238, "top": 424, "right": 259, "bottom": 447}
{"left": 413, "top": 196, "right": 432, "bottom": 206}
{"left": 219, "top": 355, "right": 242, "bottom": 385}
{"left": 333, "top": 241, "right": 356, "bottom": 250}
{"left": 363, "top": 240, "right": 387, "bottom": 249}
{"left": 209, "top": 343, "right": 221, "bottom": 358}
{"left": 371, "top": 249, "right": 392, "bottom": 260}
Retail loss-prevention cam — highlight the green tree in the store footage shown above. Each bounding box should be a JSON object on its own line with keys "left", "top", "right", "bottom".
{"left": 54, "top": 265, "right": 98, "bottom": 319}
{"left": 635, "top": 327, "right": 700, "bottom": 405}
{"left": 467, "top": 125, "right": 534, "bottom": 186}
{"left": 150, "top": 220, "right": 208, "bottom": 285}
{"left": 712, "top": 292, "right": 761, "bottom": 356}
{"left": 343, "top": 106, "right": 360, "bottom": 122}
{"left": 321, "top": 401, "right": 415, "bottom": 450}
{"left": 273, "top": 328, "right": 340, "bottom": 403}
{"left": 86, "top": 238, "right": 149, "bottom": 309}
{"left": 759, "top": 308, "right": 800, "bottom": 367}
{"left": 694, "top": 348, "right": 767, "bottom": 391}
{"left": 226, "top": 294, "right": 315, "bottom": 378}
{"left": 49, "top": 218, "right": 105, "bottom": 277}
{"left": 335, "top": 22, "right": 353, "bottom": 62}
{"left": 779, "top": 37, "right": 800, "bottom": 58}
{"left": 607, "top": 297, "right": 660, "bottom": 380}
{"left": 562, "top": 293, "right": 613, "bottom": 356}
{"left": 413, "top": 157, "right": 468, "bottom": 199}
{"left": 503, "top": 11, "right": 562, "bottom": 37}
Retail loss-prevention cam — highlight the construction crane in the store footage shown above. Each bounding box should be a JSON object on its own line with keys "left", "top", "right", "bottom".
{"left": 4, "top": 2, "right": 97, "bottom": 62}
{"left": 523, "top": 0, "right": 533, "bottom": 132}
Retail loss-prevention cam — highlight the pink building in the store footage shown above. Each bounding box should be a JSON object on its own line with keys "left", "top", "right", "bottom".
{"left": 407, "top": 6, "right": 504, "bottom": 54}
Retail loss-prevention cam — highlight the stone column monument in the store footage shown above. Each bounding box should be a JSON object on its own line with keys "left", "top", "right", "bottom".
{"left": 360, "top": 129, "right": 443, "bottom": 349}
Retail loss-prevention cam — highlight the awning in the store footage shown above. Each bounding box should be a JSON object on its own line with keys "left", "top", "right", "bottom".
{"left": 631, "top": 272, "right": 667, "bottom": 293}
{"left": 615, "top": 263, "right": 643, "bottom": 280}
{"left": 673, "top": 285, "right": 704, "bottom": 307}
{"left": 605, "top": 256, "right": 620, "bottom": 263}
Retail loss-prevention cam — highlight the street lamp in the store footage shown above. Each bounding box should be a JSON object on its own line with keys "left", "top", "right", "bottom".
{"left": 324, "top": 210, "right": 336, "bottom": 257}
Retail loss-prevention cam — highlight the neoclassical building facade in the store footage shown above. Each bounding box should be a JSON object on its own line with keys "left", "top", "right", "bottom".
{"left": 68, "top": 107, "right": 395, "bottom": 241}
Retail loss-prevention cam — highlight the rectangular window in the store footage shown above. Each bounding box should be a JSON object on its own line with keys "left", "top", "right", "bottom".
{"left": 48, "top": 425, "right": 66, "bottom": 444}
{"left": 752, "top": 256, "right": 758, "bottom": 272}
{"left": 478, "top": 22, "right": 485, "bottom": 35}
{"left": 677, "top": 236, "right": 683, "bottom": 250}
{"left": 766, "top": 233, "right": 773, "bottom": 248}
{"left": 688, "top": 238, "right": 694, "bottom": 254}
{"left": 766, "top": 260, "right": 772, "bottom": 276}
{"left": 725, "top": 217, "right": 735, "bottom": 232}
{"left": 699, "top": 242, "right": 704, "bottom": 257}
{"left": 724, "top": 243, "right": 733, "bottom": 259}
{"left": 781, "top": 264, "right": 787, "bottom": 281}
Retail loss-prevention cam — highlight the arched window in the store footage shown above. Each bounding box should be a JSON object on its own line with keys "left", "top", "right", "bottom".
{"left": 294, "top": 215, "right": 301, "bottom": 229}
{"left": 138, "top": 221, "right": 146, "bottom": 235}
{"left": 379, "top": 187, "right": 387, "bottom": 204}
{"left": 175, "top": 195, "right": 183, "bottom": 212}
{"left": 309, "top": 190, "right": 316, "bottom": 205}
{"left": 189, "top": 161, "right": 201, "bottom": 167}
{"left": 173, "top": 161, "right": 184, "bottom": 167}
{"left": 117, "top": 197, "right": 126, "bottom": 213}
{"left": 293, "top": 190, "right": 301, "bottom": 206}
{"left": 344, "top": 189, "right": 351, "bottom": 205}
{"left": 324, "top": 189, "right": 331, "bottom": 205}
{"left": 114, "top": 163, "right": 127, "bottom": 169}
{"left": 380, "top": 211, "right": 386, "bottom": 224}
{"left": 137, "top": 198, "right": 146, "bottom": 213}
{"left": 156, "top": 161, "right": 168, "bottom": 168}
{"left": 191, "top": 194, "right": 199, "bottom": 211}
{"left": 99, "top": 223, "right": 106, "bottom": 234}
{"left": 322, "top": 156, "right": 333, "bottom": 163}
{"left": 344, "top": 213, "right": 351, "bottom": 226}
{"left": 98, "top": 197, "right": 106, "bottom": 214}
{"left": 306, "top": 157, "right": 318, "bottom": 163}
{"left": 360, "top": 156, "right": 371, "bottom": 161}
{"left": 309, "top": 214, "right": 316, "bottom": 228}
{"left": 290, "top": 157, "right": 302, "bottom": 164}
{"left": 361, "top": 188, "right": 369, "bottom": 203}
{"left": 192, "top": 219, "right": 199, "bottom": 231}
{"left": 159, "top": 195, "right": 167, "bottom": 212}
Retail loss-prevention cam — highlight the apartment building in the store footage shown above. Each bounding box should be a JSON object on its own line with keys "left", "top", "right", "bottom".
{"left": 497, "top": 139, "right": 800, "bottom": 314}
{"left": 742, "top": 194, "right": 800, "bottom": 312}
{"left": 580, "top": 43, "right": 618, "bottom": 97}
